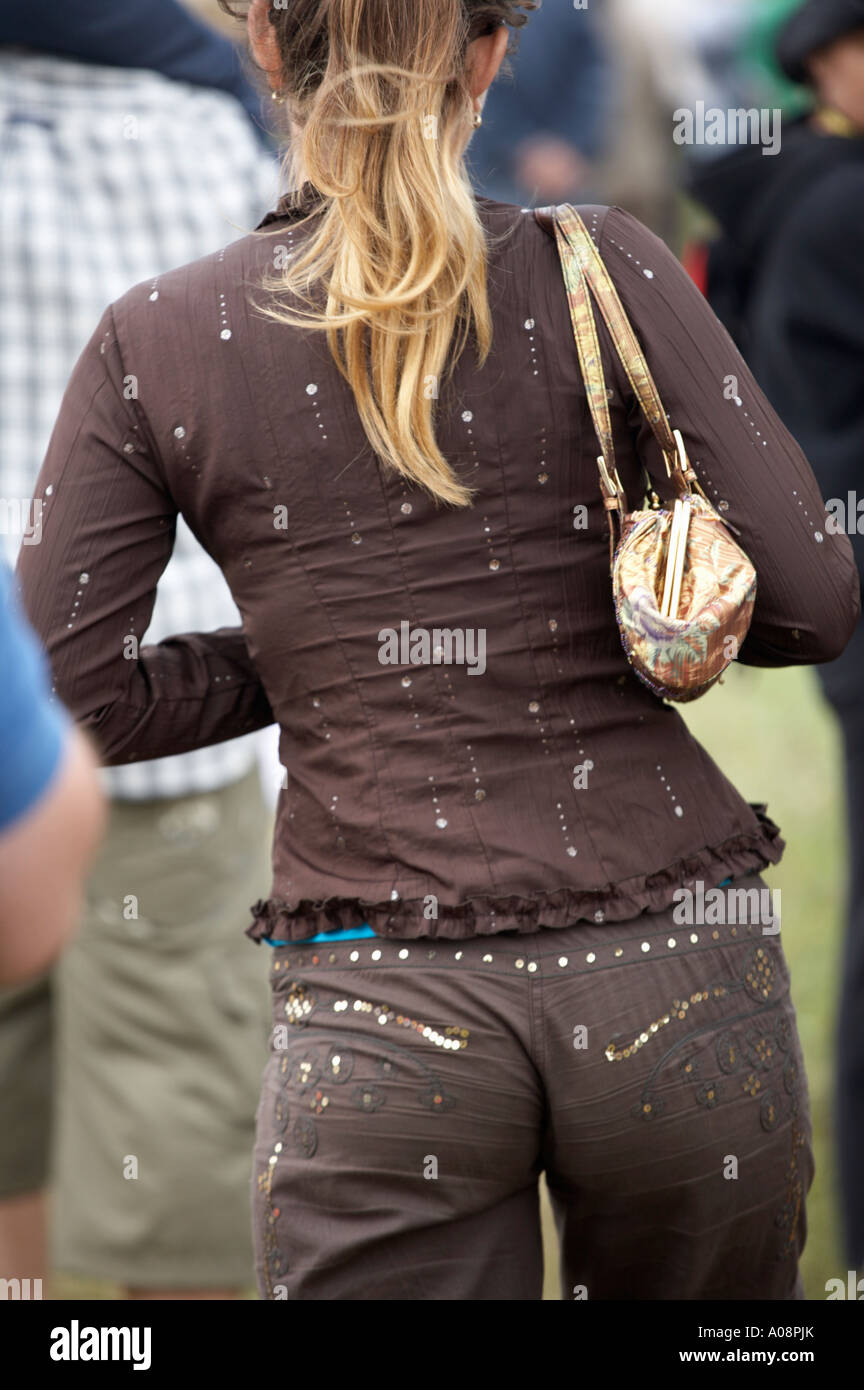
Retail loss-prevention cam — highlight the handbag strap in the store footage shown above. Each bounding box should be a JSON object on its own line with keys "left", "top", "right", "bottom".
{"left": 536, "top": 204, "right": 697, "bottom": 507}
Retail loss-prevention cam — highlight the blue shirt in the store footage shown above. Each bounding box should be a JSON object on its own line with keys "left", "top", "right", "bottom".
{"left": 0, "top": 564, "right": 69, "bottom": 833}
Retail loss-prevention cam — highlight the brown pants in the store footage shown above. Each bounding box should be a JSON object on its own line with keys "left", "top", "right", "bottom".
{"left": 253, "top": 874, "right": 812, "bottom": 1300}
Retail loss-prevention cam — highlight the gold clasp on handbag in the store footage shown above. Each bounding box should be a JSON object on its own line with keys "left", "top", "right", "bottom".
{"left": 662, "top": 427, "right": 689, "bottom": 480}
{"left": 660, "top": 495, "right": 692, "bottom": 620}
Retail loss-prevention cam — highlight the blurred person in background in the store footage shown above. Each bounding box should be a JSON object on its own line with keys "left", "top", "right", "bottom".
{"left": 0, "top": 562, "right": 107, "bottom": 1288}
{"left": 743, "top": 0, "right": 812, "bottom": 112}
{"left": 0, "top": 565, "right": 106, "bottom": 989}
{"left": 674, "top": 0, "right": 762, "bottom": 116}
{"left": 0, "top": 0, "right": 281, "bottom": 1300}
{"left": 467, "top": 1, "right": 611, "bottom": 205}
{"left": 14, "top": 0, "right": 860, "bottom": 1300}
{"left": 0, "top": 0, "right": 269, "bottom": 136}
{"left": 598, "top": 0, "right": 760, "bottom": 248}
{"left": 689, "top": 0, "right": 864, "bottom": 1269}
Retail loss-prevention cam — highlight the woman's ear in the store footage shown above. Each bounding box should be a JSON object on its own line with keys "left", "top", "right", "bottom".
{"left": 467, "top": 25, "right": 510, "bottom": 101}
{"left": 248, "top": 0, "right": 283, "bottom": 89}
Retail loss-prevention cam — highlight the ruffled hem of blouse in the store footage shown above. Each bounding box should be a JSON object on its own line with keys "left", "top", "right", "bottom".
{"left": 247, "top": 807, "right": 784, "bottom": 944}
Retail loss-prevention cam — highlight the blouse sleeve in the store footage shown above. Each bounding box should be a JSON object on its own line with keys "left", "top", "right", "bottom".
{"left": 15, "top": 305, "right": 274, "bottom": 766}
{"left": 596, "top": 205, "right": 861, "bottom": 668}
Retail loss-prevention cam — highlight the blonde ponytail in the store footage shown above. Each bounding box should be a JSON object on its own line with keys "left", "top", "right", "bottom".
{"left": 220, "top": 0, "right": 537, "bottom": 506}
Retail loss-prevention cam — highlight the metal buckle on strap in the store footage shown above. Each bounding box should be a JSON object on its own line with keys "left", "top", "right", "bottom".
{"left": 662, "top": 427, "right": 697, "bottom": 488}
{"left": 597, "top": 454, "right": 625, "bottom": 511}
{"left": 668, "top": 427, "right": 714, "bottom": 504}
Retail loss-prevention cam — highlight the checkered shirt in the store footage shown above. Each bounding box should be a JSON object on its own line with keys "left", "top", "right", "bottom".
{"left": 0, "top": 51, "right": 281, "bottom": 797}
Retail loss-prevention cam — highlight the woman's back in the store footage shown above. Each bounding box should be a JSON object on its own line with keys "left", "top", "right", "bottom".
{"left": 17, "top": 184, "right": 856, "bottom": 941}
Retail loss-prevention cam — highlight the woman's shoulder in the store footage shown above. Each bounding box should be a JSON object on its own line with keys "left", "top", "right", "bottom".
{"left": 510, "top": 200, "right": 688, "bottom": 305}
{"left": 477, "top": 196, "right": 665, "bottom": 259}
{"left": 105, "top": 221, "right": 289, "bottom": 348}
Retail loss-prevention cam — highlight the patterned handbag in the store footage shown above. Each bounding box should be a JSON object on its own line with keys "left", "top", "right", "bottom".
{"left": 538, "top": 204, "right": 757, "bottom": 703}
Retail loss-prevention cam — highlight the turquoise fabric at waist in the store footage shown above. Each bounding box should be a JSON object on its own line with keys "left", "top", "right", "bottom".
{"left": 263, "top": 923, "right": 377, "bottom": 947}
{"left": 262, "top": 880, "right": 735, "bottom": 947}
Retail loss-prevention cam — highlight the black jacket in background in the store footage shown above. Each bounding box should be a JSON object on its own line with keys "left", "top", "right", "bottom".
{"left": 690, "top": 119, "right": 864, "bottom": 596}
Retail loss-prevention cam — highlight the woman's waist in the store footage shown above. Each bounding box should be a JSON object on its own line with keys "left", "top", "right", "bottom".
{"left": 250, "top": 802, "right": 784, "bottom": 945}
{"left": 274, "top": 724, "right": 761, "bottom": 877}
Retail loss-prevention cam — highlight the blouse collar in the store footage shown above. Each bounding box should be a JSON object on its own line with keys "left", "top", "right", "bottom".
{"left": 257, "top": 180, "right": 325, "bottom": 229}
{"left": 258, "top": 180, "right": 506, "bottom": 230}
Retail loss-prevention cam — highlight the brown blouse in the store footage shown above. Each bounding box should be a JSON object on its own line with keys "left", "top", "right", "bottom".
{"left": 17, "top": 185, "right": 860, "bottom": 943}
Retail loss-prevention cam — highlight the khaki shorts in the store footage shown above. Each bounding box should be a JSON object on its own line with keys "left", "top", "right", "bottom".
{"left": 0, "top": 765, "right": 273, "bottom": 1290}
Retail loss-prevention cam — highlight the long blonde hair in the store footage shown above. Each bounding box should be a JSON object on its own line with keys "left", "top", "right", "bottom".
{"left": 220, "top": 0, "right": 537, "bottom": 506}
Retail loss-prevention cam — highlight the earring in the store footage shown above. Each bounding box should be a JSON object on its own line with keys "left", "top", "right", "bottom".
{"left": 271, "top": 89, "right": 286, "bottom": 105}
{"left": 473, "top": 109, "right": 483, "bottom": 129}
